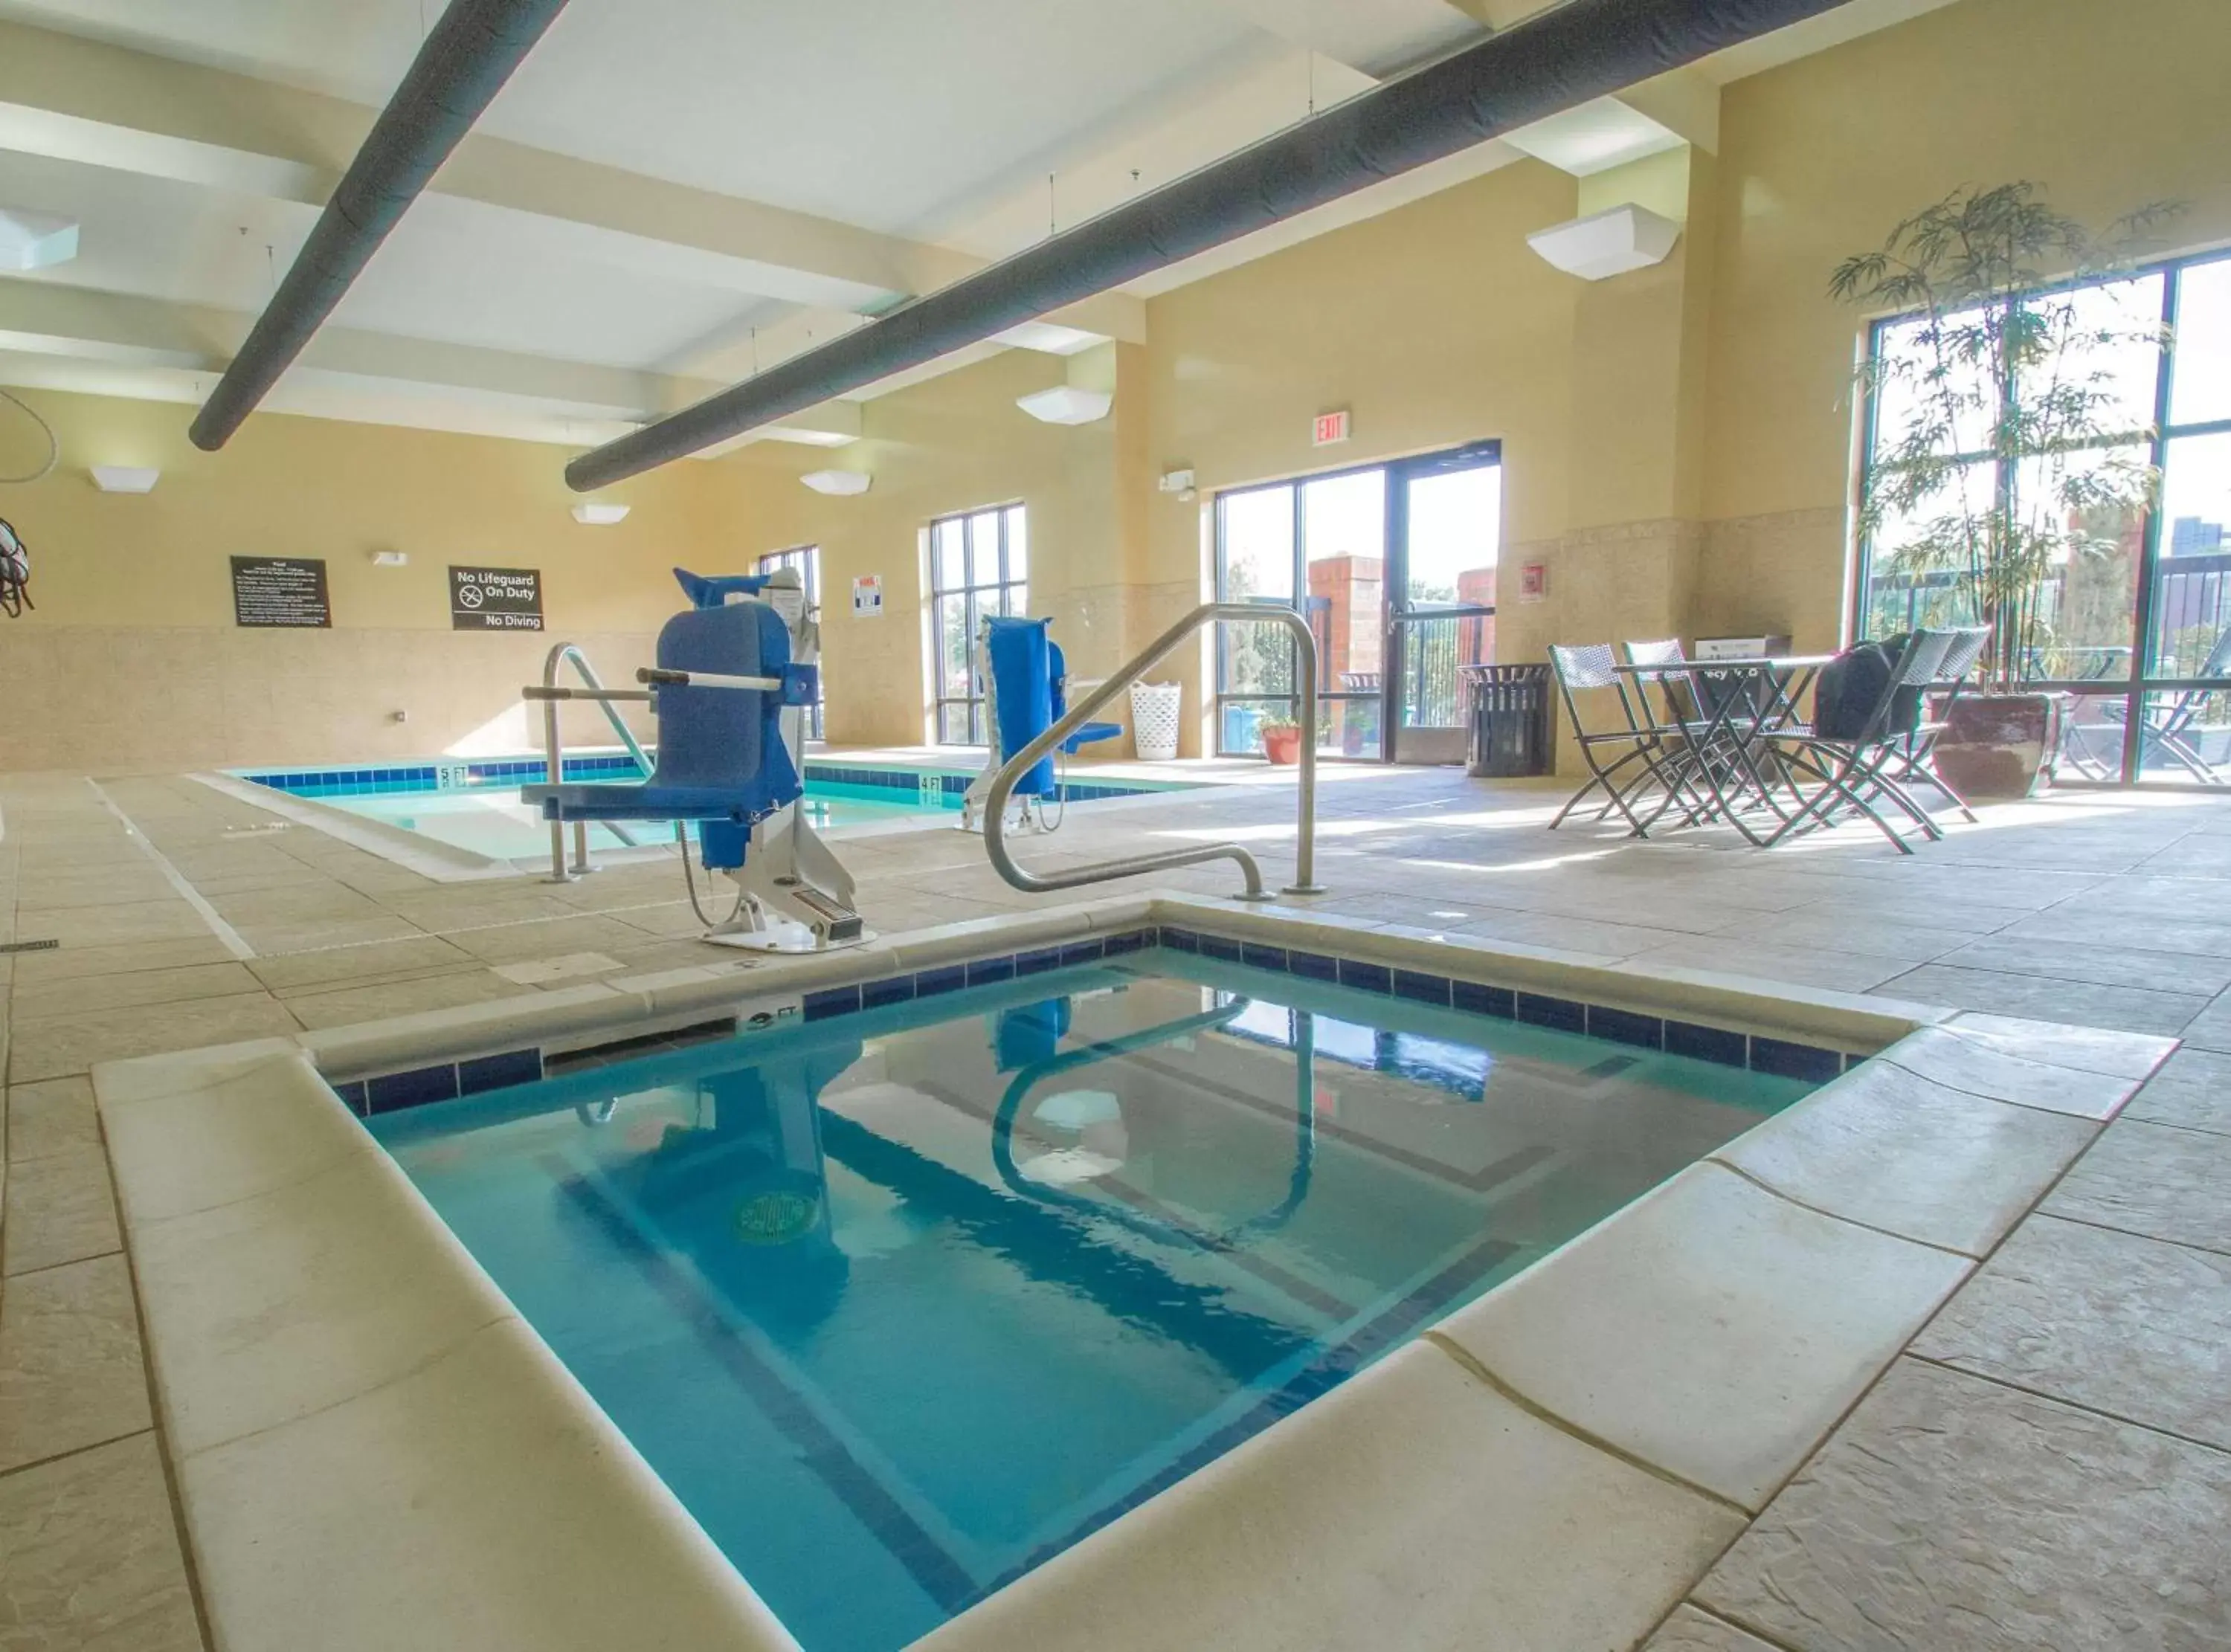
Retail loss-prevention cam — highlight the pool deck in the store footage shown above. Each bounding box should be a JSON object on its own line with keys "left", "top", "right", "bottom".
{"left": 4, "top": 752, "right": 2230, "bottom": 1650}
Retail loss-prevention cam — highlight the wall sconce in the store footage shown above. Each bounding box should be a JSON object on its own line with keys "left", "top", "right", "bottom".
{"left": 1016, "top": 385, "right": 1113, "bottom": 425}
{"left": 370, "top": 550, "right": 408, "bottom": 567}
{"left": 571, "top": 502, "right": 630, "bottom": 525}
{"left": 801, "top": 470, "right": 872, "bottom": 496}
{"left": 91, "top": 466, "right": 160, "bottom": 493}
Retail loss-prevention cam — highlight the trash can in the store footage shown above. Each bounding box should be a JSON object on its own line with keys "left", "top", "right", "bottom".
{"left": 1130, "top": 680, "right": 1182, "bottom": 762}
{"left": 1463, "top": 664, "right": 1553, "bottom": 778}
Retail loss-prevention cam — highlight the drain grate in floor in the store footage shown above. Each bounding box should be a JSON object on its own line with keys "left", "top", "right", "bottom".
{"left": 0, "top": 938, "right": 61, "bottom": 953}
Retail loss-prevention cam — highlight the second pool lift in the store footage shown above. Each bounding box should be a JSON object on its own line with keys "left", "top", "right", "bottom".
{"left": 958, "top": 615, "right": 1124, "bottom": 836}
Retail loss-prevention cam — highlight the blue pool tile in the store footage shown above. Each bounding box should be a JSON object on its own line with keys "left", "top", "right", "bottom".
{"left": 1338, "top": 959, "right": 1392, "bottom": 995}
{"left": 1287, "top": 950, "right": 1339, "bottom": 983}
{"left": 1197, "top": 933, "right": 1243, "bottom": 963}
{"left": 1394, "top": 969, "right": 1451, "bottom": 1007}
{"left": 913, "top": 964, "right": 968, "bottom": 998}
{"left": 1158, "top": 927, "right": 1199, "bottom": 952}
{"left": 1586, "top": 1005, "right": 1664, "bottom": 1051}
{"left": 1239, "top": 942, "right": 1287, "bottom": 972}
{"left": 802, "top": 985, "right": 861, "bottom": 1022}
{"left": 458, "top": 1048, "right": 544, "bottom": 1095}
{"left": 1059, "top": 940, "right": 1106, "bottom": 966}
{"left": 1751, "top": 1037, "right": 1843, "bottom": 1082}
{"left": 1516, "top": 993, "right": 1585, "bottom": 1033}
{"left": 861, "top": 975, "right": 915, "bottom": 1009}
{"left": 1452, "top": 979, "right": 1516, "bottom": 1019}
{"left": 367, "top": 1063, "right": 459, "bottom": 1114}
{"left": 330, "top": 1080, "right": 369, "bottom": 1114}
{"left": 1016, "top": 946, "right": 1064, "bottom": 976}
{"left": 966, "top": 955, "right": 1016, "bottom": 986}
{"left": 1665, "top": 1019, "right": 1748, "bottom": 1068}
{"left": 1101, "top": 930, "right": 1147, "bottom": 955}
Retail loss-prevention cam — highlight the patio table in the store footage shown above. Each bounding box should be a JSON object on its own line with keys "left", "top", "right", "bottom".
{"left": 1614, "top": 654, "right": 1836, "bottom": 845}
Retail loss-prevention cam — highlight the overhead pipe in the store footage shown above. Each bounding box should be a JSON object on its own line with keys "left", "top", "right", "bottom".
{"left": 189, "top": 0, "right": 570, "bottom": 451}
{"left": 566, "top": 0, "right": 1852, "bottom": 491}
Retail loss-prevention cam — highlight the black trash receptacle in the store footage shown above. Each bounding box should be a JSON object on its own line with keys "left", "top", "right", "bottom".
{"left": 1463, "top": 664, "right": 1553, "bottom": 778}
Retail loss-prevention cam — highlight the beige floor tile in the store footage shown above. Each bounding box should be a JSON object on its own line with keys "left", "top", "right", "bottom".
{"left": 0, "top": 1253, "right": 151, "bottom": 1473}
{"left": 2122, "top": 1048, "right": 2231, "bottom": 1137}
{"left": 4, "top": 1145, "right": 121, "bottom": 1275}
{"left": 0, "top": 1433, "right": 203, "bottom": 1652}
{"left": 1641, "top": 1605, "right": 1782, "bottom": 1652}
{"left": 233, "top": 915, "right": 426, "bottom": 953}
{"left": 1437, "top": 1164, "right": 1970, "bottom": 1511}
{"left": 1915, "top": 1214, "right": 2231, "bottom": 1451}
{"left": 33, "top": 901, "right": 215, "bottom": 950}
{"left": 10, "top": 962, "right": 263, "bottom": 1020}
{"left": 245, "top": 935, "right": 475, "bottom": 993}
{"left": 1879, "top": 1025, "right": 2146, "bottom": 1120}
{"left": 2044, "top": 1118, "right": 2231, "bottom": 1255}
{"left": 14, "top": 871, "right": 181, "bottom": 912}
{"left": 918, "top": 1341, "right": 1743, "bottom": 1652}
{"left": 440, "top": 912, "right": 663, "bottom": 964}
{"left": 8, "top": 995, "right": 301, "bottom": 1085}
{"left": 5, "top": 1077, "right": 100, "bottom": 1163}
{"left": 6, "top": 936, "right": 239, "bottom": 984}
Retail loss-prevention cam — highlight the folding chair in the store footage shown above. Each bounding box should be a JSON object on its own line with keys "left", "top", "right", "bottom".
{"left": 1547, "top": 643, "right": 1693, "bottom": 836}
{"left": 1879, "top": 624, "right": 1990, "bottom": 822}
{"left": 1764, "top": 630, "right": 1957, "bottom": 854}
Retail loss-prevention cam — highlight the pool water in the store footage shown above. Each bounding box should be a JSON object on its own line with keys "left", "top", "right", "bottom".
{"left": 329, "top": 780, "right": 940, "bottom": 859}
{"left": 371, "top": 951, "right": 1813, "bottom": 1652}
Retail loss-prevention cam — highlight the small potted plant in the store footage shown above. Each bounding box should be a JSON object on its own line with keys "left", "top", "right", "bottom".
{"left": 1258, "top": 716, "right": 1304, "bottom": 766}
{"left": 1832, "top": 183, "right": 2176, "bottom": 797}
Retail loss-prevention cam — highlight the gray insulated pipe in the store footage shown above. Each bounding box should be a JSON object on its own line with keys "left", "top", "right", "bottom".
{"left": 188, "top": 0, "right": 570, "bottom": 451}
{"left": 566, "top": 0, "right": 1854, "bottom": 491}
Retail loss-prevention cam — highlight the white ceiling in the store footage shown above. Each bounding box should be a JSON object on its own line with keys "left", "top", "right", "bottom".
{"left": 0, "top": 0, "right": 1963, "bottom": 449}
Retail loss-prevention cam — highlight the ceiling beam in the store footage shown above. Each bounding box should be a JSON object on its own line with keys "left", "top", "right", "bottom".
{"left": 0, "top": 18, "right": 971, "bottom": 312}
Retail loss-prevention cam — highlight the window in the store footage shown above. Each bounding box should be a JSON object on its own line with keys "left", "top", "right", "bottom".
{"left": 1854, "top": 248, "right": 2231, "bottom": 784}
{"left": 929, "top": 504, "right": 1028, "bottom": 745}
{"left": 756, "top": 545, "right": 822, "bottom": 741}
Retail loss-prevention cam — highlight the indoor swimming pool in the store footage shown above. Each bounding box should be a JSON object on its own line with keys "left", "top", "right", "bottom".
{"left": 368, "top": 943, "right": 1820, "bottom": 1652}
{"left": 235, "top": 755, "right": 1188, "bottom": 861}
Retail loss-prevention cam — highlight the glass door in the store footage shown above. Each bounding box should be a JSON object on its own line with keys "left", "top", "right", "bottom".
{"left": 1388, "top": 454, "right": 1501, "bottom": 764}
{"left": 1212, "top": 442, "right": 1499, "bottom": 762}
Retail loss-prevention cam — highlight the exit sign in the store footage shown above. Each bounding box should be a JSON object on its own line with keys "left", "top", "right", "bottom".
{"left": 1312, "top": 409, "right": 1351, "bottom": 447}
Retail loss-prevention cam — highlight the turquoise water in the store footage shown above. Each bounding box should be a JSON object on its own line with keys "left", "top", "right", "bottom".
{"left": 326, "top": 779, "right": 940, "bottom": 859}
{"left": 371, "top": 952, "right": 1811, "bottom": 1652}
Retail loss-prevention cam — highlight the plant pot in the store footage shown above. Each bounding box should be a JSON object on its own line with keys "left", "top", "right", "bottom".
{"left": 1932, "top": 691, "right": 2065, "bottom": 801}
{"left": 1260, "top": 726, "right": 1303, "bottom": 766}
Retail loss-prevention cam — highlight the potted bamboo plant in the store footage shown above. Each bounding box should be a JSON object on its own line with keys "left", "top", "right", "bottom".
{"left": 1832, "top": 183, "right": 2175, "bottom": 797}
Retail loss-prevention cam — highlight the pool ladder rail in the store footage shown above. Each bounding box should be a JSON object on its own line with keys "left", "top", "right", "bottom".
{"left": 982, "top": 601, "right": 1324, "bottom": 902}
{"left": 524, "top": 641, "right": 651, "bottom": 881}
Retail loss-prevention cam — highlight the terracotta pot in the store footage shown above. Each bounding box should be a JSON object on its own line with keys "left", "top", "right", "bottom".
{"left": 1261, "top": 726, "right": 1303, "bottom": 766}
{"left": 1931, "top": 691, "right": 2065, "bottom": 800}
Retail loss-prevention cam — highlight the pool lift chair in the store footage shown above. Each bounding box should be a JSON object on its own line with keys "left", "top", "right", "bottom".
{"left": 958, "top": 615, "right": 1124, "bottom": 835}
{"left": 523, "top": 566, "right": 871, "bottom": 954}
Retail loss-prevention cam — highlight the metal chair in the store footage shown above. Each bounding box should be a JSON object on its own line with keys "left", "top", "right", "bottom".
{"left": 1764, "top": 630, "right": 1958, "bottom": 854}
{"left": 1547, "top": 643, "right": 1691, "bottom": 836}
{"left": 1879, "top": 624, "right": 1991, "bottom": 822}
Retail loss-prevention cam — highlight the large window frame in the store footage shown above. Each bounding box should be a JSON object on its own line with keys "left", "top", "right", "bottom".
{"left": 929, "top": 503, "right": 1029, "bottom": 746}
{"left": 1211, "top": 441, "right": 1501, "bottom": 761}
{"left": 1853, "top": 246, "right": 2231, "bottom": 786}
{"left": 756, "top": 544, "right": 822, "bottom": 741}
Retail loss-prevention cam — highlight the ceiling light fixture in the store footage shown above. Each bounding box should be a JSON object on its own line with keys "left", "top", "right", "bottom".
{"left": 0, "top": 207, "right": 79, "bottom": 272}
{"left": 90, "top": 466, "right": 159, "bottom": 494}
{"left": 1527, "top": 203, "right": 1681, "bottom": 280}
{"left": 1016, "top": 385, "right": 1113, "bottom": 426}
{"left": 801, "top": 470, "right": 871, "bottom": 497}
{"left": 571, "top": 502, "right": 630, "bottom": 525}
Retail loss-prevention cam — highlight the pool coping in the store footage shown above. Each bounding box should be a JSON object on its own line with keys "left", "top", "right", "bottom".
{"left": 196, "top": 761, "right": 1219, "bottom": 882}
{"left": 88, "top": 893, "right": 2179, "bottom": 1652}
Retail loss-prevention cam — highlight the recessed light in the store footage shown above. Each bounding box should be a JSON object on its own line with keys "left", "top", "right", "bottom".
{"left": 801, "top": 470, "right": 872, "bottom": 496}
{"left": 571, "top": 502, "right": 630, "bottom": 525}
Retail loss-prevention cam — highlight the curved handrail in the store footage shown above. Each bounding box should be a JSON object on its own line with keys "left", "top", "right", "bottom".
{"left": 544, "top": 642, "right": 654, "bottom": 776}
{"left": 536, "top": 642, "right": 649, "bottom": 874}
{"left": 983, "top": 601, "right": 1323, "bottom": 901}
{"left": 989, "top": 1000, "right": 1316, "bottom": 1244}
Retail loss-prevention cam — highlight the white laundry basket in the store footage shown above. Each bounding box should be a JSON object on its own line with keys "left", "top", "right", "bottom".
{"left": 1129, "top": 680, "right": 1182, "bottom": 762}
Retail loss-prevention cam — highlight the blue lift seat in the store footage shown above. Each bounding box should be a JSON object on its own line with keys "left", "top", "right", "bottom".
{"left": 522, "top": 596, "right": 802, "bottom": 868}
{"left": 985, "top": 616, "right": 1121, "bottom": 797}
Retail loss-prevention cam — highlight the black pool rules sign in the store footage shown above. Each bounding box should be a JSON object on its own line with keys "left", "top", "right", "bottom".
{"left": 449, "top": 565, "right": 544, "bottom": 631}
{"left": 231, "top": 556, "right": 331, "bottom": 627}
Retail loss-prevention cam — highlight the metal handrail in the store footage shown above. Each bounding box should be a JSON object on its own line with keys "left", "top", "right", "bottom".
{"left": 535, "top": 642, "right": 652, "bottom": 880}
{"left": 984, "top": 601, "right": 1324, "bottom": 900}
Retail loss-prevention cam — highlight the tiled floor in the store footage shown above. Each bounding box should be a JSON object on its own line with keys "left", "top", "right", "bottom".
{"left": 4, "top": 759, "right": 2231, "bottom": 1648}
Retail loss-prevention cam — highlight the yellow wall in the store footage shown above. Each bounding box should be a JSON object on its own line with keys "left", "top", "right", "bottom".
{"left": 0, "top": 390, "right": 709, "bottom": 769}
{"left": 7, "top": 0, "right": 2230, "bottom": 775}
